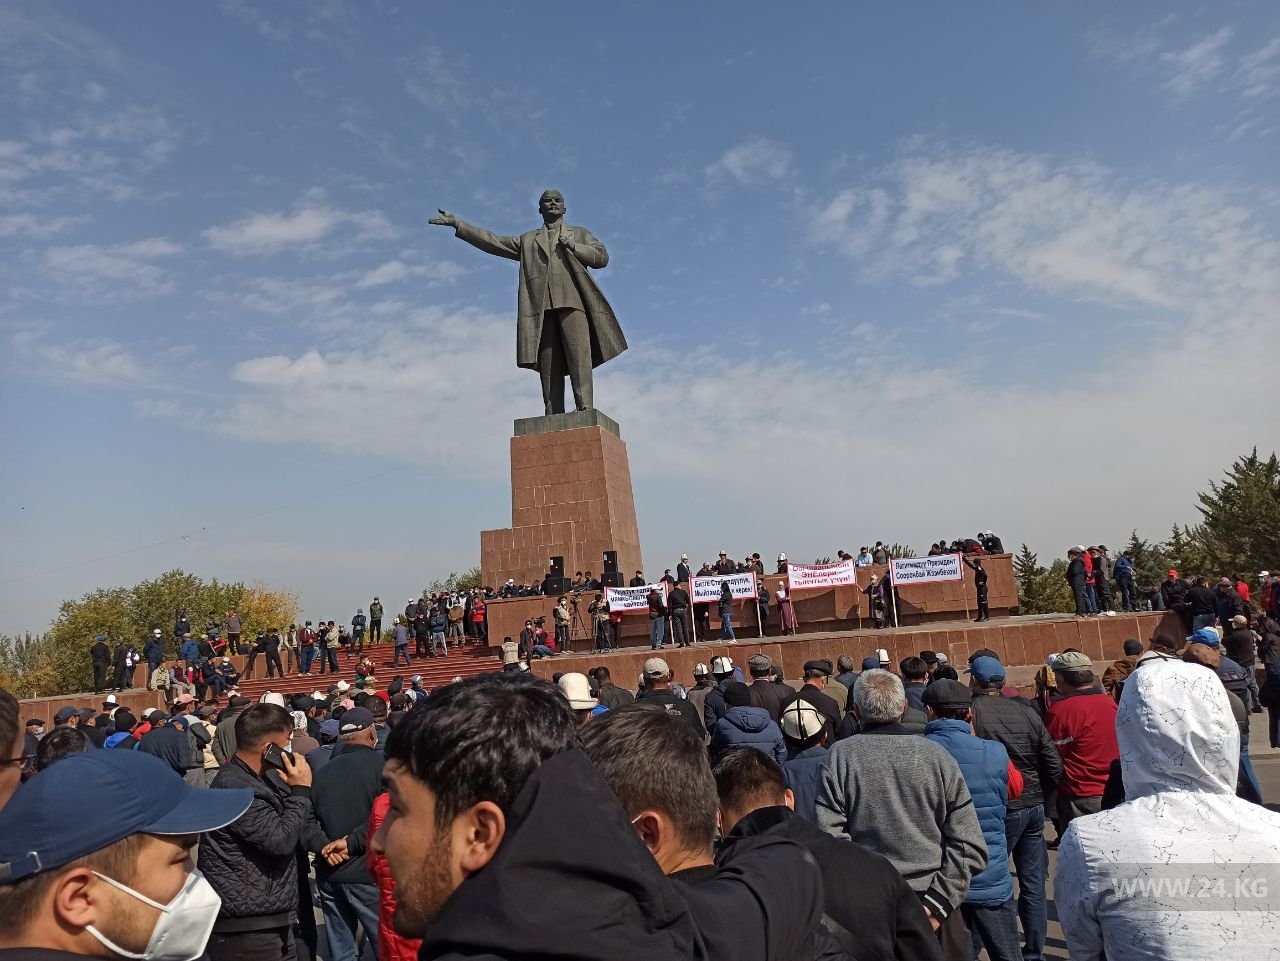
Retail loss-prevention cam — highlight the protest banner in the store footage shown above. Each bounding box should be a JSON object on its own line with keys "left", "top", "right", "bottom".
{"left": 889, "top": 553, "right": 964, "bottom": 586}
{"left": 690, "top": 572, "right": 758, "bottom": 604}
{"left": 786, "top": 560, "right": 858, "bottom": 591}
{"left": 604, "top": 582, "right": 668, "bottom": 614}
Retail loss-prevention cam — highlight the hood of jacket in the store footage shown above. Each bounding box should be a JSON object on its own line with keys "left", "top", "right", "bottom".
{"left": 722, "top": 706, "right": 774, "bottom": 734}
{"left": 422, "top": 748, "right": 706, "bottom": 961}
{"left": 1118, "top": 658, "right": 1238, "bottom": 799}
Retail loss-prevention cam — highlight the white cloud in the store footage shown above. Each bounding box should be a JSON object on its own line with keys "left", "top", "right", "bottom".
{"left": 44, "top": 236, "right": 181, "bottom": 292}
{"left": 0, "top": 212, "right": 89, "bottom": 238}
{"left": 203, "top": 193, "right": 398, "bottom": 255}
{"left": 355, "top": 258, "right": 466, "bottom": 288}
{"left": 1160, "top": 26, "right": 1234, "bottom": 98}
{"left": 808, "top": 146, "right": 1277, "bottom": 311}
{"left": 705, "top": 138, "right": 793, "bottom": 186}
{"left": 1236, "top": 36, "right": 1280, "bottom": 100}
{"left": 9, "top": 331, "right": 152, "bottom": 386}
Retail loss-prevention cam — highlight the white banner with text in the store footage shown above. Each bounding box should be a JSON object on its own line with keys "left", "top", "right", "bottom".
{"left": 786, "top": 560, "right": 858, "bottom": 591}
{"left": 889, "top": 553, "right": 964, "bottom": 585}
{"left": 690, "top": 572, "right": 759, "bottom": 604}
{"left": 604, "top": 582, "right": 668, "bottom": 614}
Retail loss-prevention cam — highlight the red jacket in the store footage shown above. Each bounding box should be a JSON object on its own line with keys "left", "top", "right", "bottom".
{"left": 1047, "top": 688, "right": 1119, "bottom": 799}
{"left": 367, "top": 793, "right": 422, "bottom": 961}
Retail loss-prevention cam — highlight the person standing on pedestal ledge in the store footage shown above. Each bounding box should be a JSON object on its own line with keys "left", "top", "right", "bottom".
{"left": 429, "top": 190, "right": 627, "bottom": 414}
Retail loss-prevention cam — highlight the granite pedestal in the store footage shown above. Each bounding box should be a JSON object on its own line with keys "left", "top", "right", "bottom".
{"left": 480, "top": 410, "right": 642, "bottom": 590}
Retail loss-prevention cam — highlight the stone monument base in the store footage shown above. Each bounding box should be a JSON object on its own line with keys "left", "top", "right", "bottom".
{"left": 481, "top": 410, "right": 642, "bottom": 590}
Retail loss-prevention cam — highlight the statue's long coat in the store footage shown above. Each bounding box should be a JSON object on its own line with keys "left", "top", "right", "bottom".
{"left": 454, "top": 220, "right": 628, "bottom": 371}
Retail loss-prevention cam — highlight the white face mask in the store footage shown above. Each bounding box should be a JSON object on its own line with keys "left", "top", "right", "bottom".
{"left": 86, "top": 868, "right": 222, "bottom": 961}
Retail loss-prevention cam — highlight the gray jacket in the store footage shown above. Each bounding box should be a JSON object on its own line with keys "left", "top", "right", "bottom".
{"left": 815, "top": 722, "right": 987, "bottom": 921}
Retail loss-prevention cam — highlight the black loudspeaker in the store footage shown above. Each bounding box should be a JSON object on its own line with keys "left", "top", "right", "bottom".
{"left": 601, "top": 570, "right": 624, "bottom": 588}
{"left": 542, "top": 575, "right": 572, "bottom": 595}
{"left": 548, "top": 555, "right": 565, "bottom": 578}
{"left": 603, "top": 550, "right": 619, "bottom": 574}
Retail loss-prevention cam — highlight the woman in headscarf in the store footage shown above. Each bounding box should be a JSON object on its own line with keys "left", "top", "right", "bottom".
{"left": 290, "top": 709, "right": 320, "bottom": 756}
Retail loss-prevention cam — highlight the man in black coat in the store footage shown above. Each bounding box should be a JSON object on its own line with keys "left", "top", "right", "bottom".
{"left": 747, "top": 654, "right": 794, "bottom": 722}
{"left": 968, "top": 656, "right": 1062, "bottom": 961}
{"left": 1065, "top": 548, "right": 1089, "bottom": 617}
{"left": 667, "top": 581, "right": 693, "bottom": 648}
{"left": 304, "top": 708, "right": 385, "bottom": 961}
{"left": 90, "top": 635, "right": 111, "bottom": 694}
{"left": 714, "top": 747, "right": 942, "bottom": 961}
{"left": 200, "top": 703, "right": 314, "bottom": 961}
{"left": 579, "top": 704, "right": 835, "bottom": 961}
{"left": 371, "top": 674, "right": 711, "bottom": 961}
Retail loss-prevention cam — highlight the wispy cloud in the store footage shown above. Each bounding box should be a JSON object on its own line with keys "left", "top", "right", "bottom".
{"left": 808, "top": 145, "right": 1276, "bottom": 311}
{"left": 10, "top": 331, "right": 152, "bottom": 386}
{"left": 1089, "top": 20, "right": 1280, "bottom": 113}
{"left": 1160, "top": 26, "right": 1234, "bottom": 98}
{"left": 202, "top": 191, "right": 398, "bottom": 255}
{"left": 0, "top": 212, "right": 89, "bottom": 238}
{"left": 45, "top": 237, "right": 181, "bottom": 293}
{"left": 705, "top": 138, "right": 794, "bottom": 186}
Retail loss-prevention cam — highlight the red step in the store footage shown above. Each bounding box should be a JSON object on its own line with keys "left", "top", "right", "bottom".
{"left": 232, "top": 643, "right": 501, "bottom": 701}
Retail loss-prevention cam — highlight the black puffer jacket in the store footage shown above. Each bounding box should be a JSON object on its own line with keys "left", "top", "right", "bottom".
{"left": 970, "top": 691, "right": 1062, "bottom": 810}
{"left": 199, "top": 757, "right": 312, "bottom": 931}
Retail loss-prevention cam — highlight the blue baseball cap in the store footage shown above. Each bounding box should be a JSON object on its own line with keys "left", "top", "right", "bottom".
{"left": 0, "top": 749, "right": 252, "bottom": 883}
{"left": 1186, "top": 627, "right": 1221, "bottom": 647}
{"left": 861, "top": 656, "right": 880, "bottom": 671}
{"left": 965, "top": 655, "right": 1006, "bottom": 683}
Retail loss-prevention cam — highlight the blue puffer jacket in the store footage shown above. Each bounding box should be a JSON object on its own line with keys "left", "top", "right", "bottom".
{"left": 710, "top": 707, "right": 787, "bottom": 764}
{"left": 925, "top": 717, "right": 1011, "bottom": 906}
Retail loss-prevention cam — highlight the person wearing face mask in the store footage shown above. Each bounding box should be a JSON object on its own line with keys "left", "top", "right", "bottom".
{"left": 0, "top": 748, "right": 253, "bottom": 961}
{"left": 197, "top": 703, "right": 315, "bottom": 961}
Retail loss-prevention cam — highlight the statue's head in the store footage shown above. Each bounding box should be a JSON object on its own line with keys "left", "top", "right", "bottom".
{"left": 538, "top": 189, "right": 565, "bottom": 219}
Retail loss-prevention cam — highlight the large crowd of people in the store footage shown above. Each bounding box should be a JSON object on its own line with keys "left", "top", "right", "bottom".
{"left": 4, "top": 566, "right": 1278, "bottom": 961}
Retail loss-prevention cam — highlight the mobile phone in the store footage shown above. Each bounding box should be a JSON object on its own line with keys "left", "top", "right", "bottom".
{"left": 262, "top": 743, "right": 289, "bottom": 772}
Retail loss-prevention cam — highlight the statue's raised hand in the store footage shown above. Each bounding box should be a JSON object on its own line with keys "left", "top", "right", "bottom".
{"left": 428, "top": 209, "right": 457, "bottom": 227}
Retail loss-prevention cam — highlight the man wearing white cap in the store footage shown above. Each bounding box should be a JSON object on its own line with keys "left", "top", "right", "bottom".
{"left": 700, "top": 656, "right": 737, "bottom": 733}
{"left": 714, "top": 550, "right": 735, "bottom": 575}
{"left": 779, "top": 700, "right": 828, "bottom": 823}
{"left": 684, "top": 664, "right": 714, "bottom": 722}
{"left": 557, "top": 673, "right": 603, "bottom": 725}
{"left": 676, "top": 554, "right": 691, "bottom": 584}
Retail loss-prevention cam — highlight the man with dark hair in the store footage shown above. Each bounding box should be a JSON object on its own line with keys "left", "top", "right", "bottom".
{"left": 1102, "top": 639, "right": 1144, "bottom": 700}
{"left": 834, "top": 654, "right": 858, "bottom": 690}
{"left": 580, "top": 705, "right": 828, "bottom": 961}
{"left": 0, "top": 749, "right": 251, "bottom": 960}
{"left": 710, "top": 681, "right": 786, "bottom": 763}
{"left": 36, "top": 725, "right": 90, "bottom": 771}
{"left": 0, "top": 687, "right": 21, "bottom": 809}
{"left": 746, "top": 653, "right": 793, "bottom": 721}
{"left": 304, "top": 707, "right": 384, "bottom": 961}
{"left": 371, "top": 674, "right": 705, "bottom": 959}
{"left": 900, "top": 656, "right": 929, "bottom": 711}
{"left": 591, "top": 666, "right": 634, "bottom": 711}
{"left": 923, "top": 680, "right": 1024, "bottom": 961}
{"left": 200, "top": 703, "right": 315, "bottom": 961}
{"left": 1045, "top": 652, "right": 1118, "bottom": 830}
{"left": 967, "top": 655, "right": 1061, "bottom": 961}
{"left": 714, "top": 747, "right": 943, "bottom": 961}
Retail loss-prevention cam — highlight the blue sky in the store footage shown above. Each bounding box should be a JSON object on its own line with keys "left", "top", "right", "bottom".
{"left": 2, "top": 1, "right": 1278, "bottom": 632}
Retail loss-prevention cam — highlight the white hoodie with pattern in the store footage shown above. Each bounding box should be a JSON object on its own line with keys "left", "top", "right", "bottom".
{"left": 1055, "top": 657, "right": 1280, "bottom": 959}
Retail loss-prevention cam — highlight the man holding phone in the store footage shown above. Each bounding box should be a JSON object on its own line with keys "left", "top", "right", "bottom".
{"left": 199, "top": 703, "right": 314, "bottom": 961}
